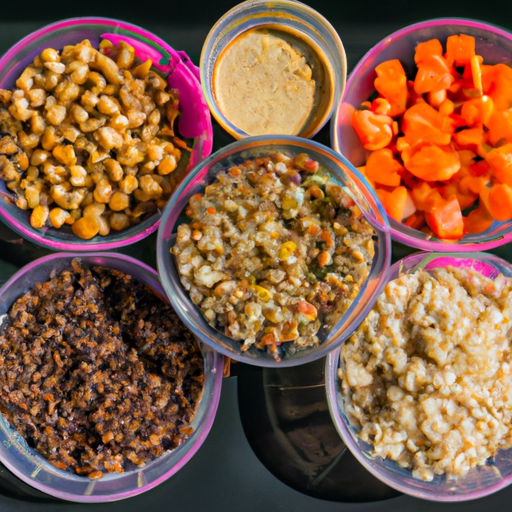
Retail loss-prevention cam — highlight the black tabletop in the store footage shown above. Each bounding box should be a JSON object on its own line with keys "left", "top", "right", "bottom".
{"left": 1, "top": 0, "right": 512, "bottom": 510}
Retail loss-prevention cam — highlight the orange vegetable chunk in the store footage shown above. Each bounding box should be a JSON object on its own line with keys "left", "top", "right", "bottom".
{"left": 460, "top": 95, "right": 494, "bottom": 126}
{"left": 365, "top": 148, "right": 403, "bottom": 186}
{"left": 374, "top": 59, "right": 409, "bottom": 116}
{"left": 485, "top": 143, "right": 512, "bottom": 186}
{"left": 351, "top": 109, "right": 393, "bottom": 151}
{"left": 402, "top": 103, "right": 452, "bottom": 146}
{"left": 425, "top": 196, "right": 464, "bottom": 239}
{"left": 445, "top": 34, "right": 476, "bottom": 66}
{"left": 414, "top": 55, "right": 454, "bottom": 94}
{"left": 487, "top": 109, "right": 512, "bottom": 146}
{"left": 462, "top": 55, "right": 483, "bottom": 98}
{"left": 488, "top": 64, "right": 512, "bottom": 111}
{"left": 488, "top": 183, "right": 512, "bottom": 221}
{"left": 410, "top": 181, "right": 435, "bottom": 210}
{"left": 376, "top": 186, "right": 416, "bottom": 221}
{"left": 453, "top": 126, "right": 488, "bottom": 158}
{"left": 463, "top": 203, "right": 494, "bottom": 234}
{"left": 404, "top": 142, "right": 461, "bottom": 181}
{"left": 415, "top": 39, "right": 444, "bottom": 64}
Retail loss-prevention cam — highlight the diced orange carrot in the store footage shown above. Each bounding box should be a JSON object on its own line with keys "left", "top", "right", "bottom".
{"left": 488, "top": 63, "right": 512, "bottom": 111}
{"left": 374, "top": 60, "right": 409, "bottom": 116}
{"left": 410, "top": 181, "right": 435, "bottom": 210}
{"left": 415, "top": 39, "right": 444, "bottom": 64}
{"left": 485, "top": 143, "right": 512, "bottom": 186}
{"left": 404, "top": 210, "right": 426, "bottom": 230}
{"left": 351, "top": 110, "right": 393, "bottom": 151}
{"left": 403, "top": 142, "right": 460, "bottom": 181}
{"left": 425, "top": 196, "right": 464, "bottom": 239}
{"left": 487, "top": 109, "right": 512, "bottom": 146}
{"left": 428, "top": 89, "right": 447, "bottom": 108}
{"left": 463, "top": 203, "right": 494, "bottom": 234}
{"left": 402, "top": 103, "right": 452, "bottom": 146}
{"left": 371, "top": 97, "right": 392, "bottom": 115}
{"left": 469, "top": 159, "right": 490, "bottom": 177}
{"left": 365, "top": 148, "right": 403, "bottom": 186}
{"left": 376, "top": 186, "right": 416, "bottom": 221}
{"left": 460, "top": 95, "right": 494, "bottom": 126}
{"left": 445, "top": 34, "right": 476, "bottom": 66}
{"left": 481, "top": 64, "right": 496, "bottom": 95}
{"left": 488, "top": 183, "right": 512, "bottom": 221}
{"left": 440, "top": 182, "right": 478, "bottom": 210}
{"left": 453, "top": 126, "right": 488, "bottom": 158}
{"left": 414, "top": 55, "right": 454, "bottom": 94}
{"left": 461, "top": 55, "right": 483, "bottom": 98}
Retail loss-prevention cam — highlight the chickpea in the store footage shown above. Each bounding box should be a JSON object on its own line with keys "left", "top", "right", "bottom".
{"left": 71, "top": 216, "right": 99, "bottom": 239}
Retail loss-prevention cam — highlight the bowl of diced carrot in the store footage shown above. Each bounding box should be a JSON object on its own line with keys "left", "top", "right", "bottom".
{"left": 332, "top": 18, "right": 512, "bottom": 251}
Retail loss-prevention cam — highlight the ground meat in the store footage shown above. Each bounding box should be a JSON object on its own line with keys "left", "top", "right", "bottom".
{"left": 0, "top": 259, "right": 204, "bottom": 479}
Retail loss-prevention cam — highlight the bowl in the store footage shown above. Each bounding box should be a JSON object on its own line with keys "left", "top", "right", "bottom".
{"left": 200, "top": 0, "right": 346, "bottom": 140}
{"left": 332, "top": 18, "right": 512, "bottom": 252}
{"left": 156, "top": 134, "right": 391, "bottom": 367}
{"left": 0, "top": 252, "right": 223, "bottom": 502}
{"left": 0, "top": 17, "right": 213, "bottom": 251}
{"left": 326, "top": 250, "right": 512, "bottom": 501}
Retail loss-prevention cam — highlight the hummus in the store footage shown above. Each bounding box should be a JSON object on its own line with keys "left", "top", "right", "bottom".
{"left": 213, "top": 29, "right": 317, "bottom": 136}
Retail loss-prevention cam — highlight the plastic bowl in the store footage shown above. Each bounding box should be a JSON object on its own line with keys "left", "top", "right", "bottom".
{"left": 0, "top": 252, "right": 223, "bottom": 502}
{"left": 332, "top": 18, "right": 512, "bottom": 252}
{"left": 156, "top": 134, "right": 391, "bottom": 367}
{"left": 326, "top": 251, "right": 512, "bottom": 501}
{"left": 200, "top": 0, "right": 346, "bottom": 140}
{"left": 0, "top": 17, "right": 213, "bottom": 251}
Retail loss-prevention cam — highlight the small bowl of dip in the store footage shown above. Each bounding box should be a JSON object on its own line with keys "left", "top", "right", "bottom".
{"left": 326, "top": 250, "right": 512, "bottom": 501}
{"left": 200, "top": 0, "right": 346, "bottom": 140}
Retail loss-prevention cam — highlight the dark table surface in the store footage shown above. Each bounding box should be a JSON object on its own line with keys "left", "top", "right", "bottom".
{"left": 1, "top": 0, "right": 512, "bottom": 510}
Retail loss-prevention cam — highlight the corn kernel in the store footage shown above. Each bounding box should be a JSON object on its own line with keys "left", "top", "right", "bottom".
{"left": 279, "top": 241, "right": 297, "bottom": 260}
{"left": 71, "top": 216, "right": 99, "bottom": 239}
{"left": 30, "top": 204, "right": 49, "bottom": 228}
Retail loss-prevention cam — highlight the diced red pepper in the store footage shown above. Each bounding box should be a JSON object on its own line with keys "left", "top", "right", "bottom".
{"left": 402, "top": 103, "right": 452, "bottom": 146}
{"left": 445, "top": 34, "right": 476, "bottom": 66}
{"left": 414, "top": 55, "right": 454, "bottom": 94}
{"left": 376, "top": 186, "right": 416, "bottom": 221}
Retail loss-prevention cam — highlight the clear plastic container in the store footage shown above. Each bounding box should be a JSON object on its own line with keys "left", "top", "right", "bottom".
{"left": 0, "top": 252, "right": 223, "bottom": 502}
{"left": 332, "top": 18, "right": 512, "bottom": 252}
{"left": 326, "top": 251, "right": 512, "bottom": 501}
{"left": 156, "top": 134, "right": 391, "bottom": 367}
{"left": 200, "top": 0, "right": 346, "bottom": 140}
{"left": 0, "top": 17, "right": 213, "bottom": 252}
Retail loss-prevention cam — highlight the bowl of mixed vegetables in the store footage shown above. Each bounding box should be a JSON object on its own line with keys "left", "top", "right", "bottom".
{"left": 332, "top": 18, "right": 512, "bottom": 251}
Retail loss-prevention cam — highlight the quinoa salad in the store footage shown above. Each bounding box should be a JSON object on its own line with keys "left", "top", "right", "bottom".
{"left": 172, "top": 151, "right": 376, "bottom": 361}
{"left": 340, "top": 265, "right": 512, "bottom": 481}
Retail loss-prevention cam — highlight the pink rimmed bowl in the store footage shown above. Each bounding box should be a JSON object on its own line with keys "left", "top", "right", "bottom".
{"left": 332, "top": 18, "right": 512, "bottom": 252}
{"left": 326, "top": 251, "right": 512, "bottom": 501}
{"left": 0, "top": 252, "right": 223, "bottom": 502}
{"left": 0, "top": 18, "right": 213, "bottom": 251}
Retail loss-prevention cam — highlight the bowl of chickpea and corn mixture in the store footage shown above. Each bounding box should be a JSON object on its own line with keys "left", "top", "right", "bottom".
{"left": 0, "top": 17, "right": 213, "bottom": 250}
{"left": 157, "top": 135, "right": 392, "bottom": 367}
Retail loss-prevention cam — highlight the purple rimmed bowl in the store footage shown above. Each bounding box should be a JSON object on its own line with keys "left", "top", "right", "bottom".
{"left": 0, "top": 252, "right": 223, "bottom": 502}
{"left": 0, "top": 17, "right": 213, "bottom": 251}
{"left": 326, "top": 251, "right": 512, "bottom": 501}
{"left": 331, "top": 18, "right": 512, "bottom": 252}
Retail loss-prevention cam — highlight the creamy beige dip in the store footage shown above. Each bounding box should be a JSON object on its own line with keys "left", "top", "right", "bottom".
{"left": 213, "top": 29, "right": 317, "bottom": 136}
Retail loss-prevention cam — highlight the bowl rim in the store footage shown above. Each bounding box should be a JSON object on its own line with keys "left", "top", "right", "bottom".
{"left": 157, "top": 133, "right": 391, "bottom": 367}
{"left": 330, "top": 17, "right": 512, "bottom": 253}
{"left": 0, "top": 16, "right": 212, "bottom": 252}
{"left": 199, "top": 0, "right": 347, "bottom": 140}
{"left": 325, "top": 250, "right": 512, "bottom": 502}
{"left": 0, "top": 251, "right": 224, "bottom": 502}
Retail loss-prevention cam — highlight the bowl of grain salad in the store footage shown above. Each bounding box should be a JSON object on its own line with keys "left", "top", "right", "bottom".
{"left": 0, "top": 252, "right": 223, "bottom": 502}
{"left": 326, "top": 250, "right": 512, "bottom": 501}
{"left": 157, "top": 135, "right": 391, "bottom": 367}
{"left": 0, "top": 17, "right": 213, "bottom": 251}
